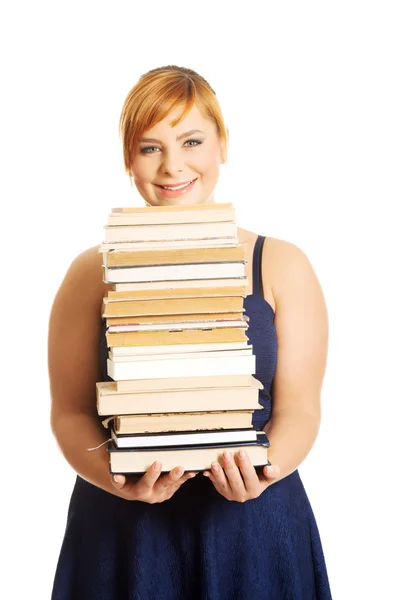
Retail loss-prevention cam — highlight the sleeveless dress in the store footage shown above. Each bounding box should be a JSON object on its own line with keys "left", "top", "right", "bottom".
{"left": 51, "top": 235, "right": 332, "bottom": 600}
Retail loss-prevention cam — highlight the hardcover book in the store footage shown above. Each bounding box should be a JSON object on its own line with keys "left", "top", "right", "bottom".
{"left": 108, "top": 432, "right": 270, "bottom": 473}
{"left": 107, "top": 354, "right": 256, "bottom": 381}
{"left": 96, "top": 381, "right": 263, "bottom": 416}
{"left": 110, "top": 427, "right": 259, "bottom": 449}
{"left": 112, "top": 410, "right": 256, "bottom": 434}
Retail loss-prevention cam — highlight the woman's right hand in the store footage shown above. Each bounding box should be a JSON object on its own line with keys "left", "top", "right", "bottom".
{"left": 111, "top": 461, "right": 198, "bottom": 503}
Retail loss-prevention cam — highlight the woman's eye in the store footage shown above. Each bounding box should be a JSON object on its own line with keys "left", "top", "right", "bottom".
{"left": 185, "top": 139, "right": 203, "bottom": 147}
{"left": 140, "top": 139, "right": 203, "bottom": 154}
{"left": 140, "top": 146, "right": 159, "bottom": 154}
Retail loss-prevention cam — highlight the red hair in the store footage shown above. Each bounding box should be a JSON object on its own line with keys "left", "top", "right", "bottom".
{"left": 119, "top": 65, "right": 228, "bottom": 177}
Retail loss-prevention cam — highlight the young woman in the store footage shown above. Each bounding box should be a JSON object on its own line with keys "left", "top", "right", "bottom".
{"left": 49, "top": 65, "right": 332, "bottom": 599}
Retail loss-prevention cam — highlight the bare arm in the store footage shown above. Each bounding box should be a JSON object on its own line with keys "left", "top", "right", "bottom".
{"left": 48, "top": 246, "right": 197, "bottom": 502}
{"left": 48, "top": 246, "right": 118, "bottom": 494}
{"left": 263, "top": 239, "right": 329, "bottom": 483}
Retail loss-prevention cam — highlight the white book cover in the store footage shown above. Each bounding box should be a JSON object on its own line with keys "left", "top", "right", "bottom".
{"left": 103, "top": 262, "right": 245, "bottom": 283}
{"left": 111, "top": 428, "right": 257, "bottom": 449}
{"left": 107, "top": 354, "right": 256, "bottom": 381}
{"left": 107, "top": 320, "right": 248, "bottom": 333}
{"left": 108, "top": 348, "right": 253, "bottom": 362}
{"left": 110, "top": 341, "right": 251, "bottom": 356}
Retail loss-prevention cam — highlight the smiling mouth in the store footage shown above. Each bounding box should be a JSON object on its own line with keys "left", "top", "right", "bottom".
{"left": 155, "top": 179, "right": 197, "bottom": 191}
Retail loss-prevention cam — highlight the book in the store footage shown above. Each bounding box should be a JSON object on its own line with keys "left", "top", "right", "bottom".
{"left": 109, "top": 278, "right": 248, "bottom": 294}
{"left": 108, "top": 203, "right": 235, "bottom": 225}
{"left": 108, "top": 433, "right": 270, "bottom": 473}
{"left": 96, "top": 381, "right": 263, "bottom": 415}
{"left": 109, "top": 341, "right": 251, "bottom": 356}
{"left": 106, "top": 328, "right": 248, "bottom": 348}
{"left": 111, "top": 427, "right": 259, "bottom": 449}
{"left": 103, "top": 245, "right": 246, "bottom": 268}
{"left": 106, "top": 285, "right": 247, "bottom": 302}
{"left": 106, "top": 319, "right": 248, "bottom": 334}
{"left": 112, "top": 373, "right": 262, "bottom": 393}
{"left": 113, "top": 410, "right": 255, "bottom": 434}
{"left": 109, "top": 349, "right": 253, "bottom": 362}
{"left": 107, "top": 354, "right": 256, "bottom": 381}
{"left": 100, "top": 238, "right": 238, "bottom": 252}
{"left": 104, "top": 222, "right": 238, "bottom": 243}
{"left": 102, "top": 262, "right": 246, "bottom": 283}
{"left": 103, "top": 296, "right": 245, "bottom": 317}
{"left": 105, "top": 312, "right": 244, "bottom": 326}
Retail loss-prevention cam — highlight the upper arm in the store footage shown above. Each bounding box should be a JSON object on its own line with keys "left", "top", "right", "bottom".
{"left": 48, "top": 246, "right": 106, "bottom": 428}
{"left": 268, "top": 239, "right": 329, "bottom": 417}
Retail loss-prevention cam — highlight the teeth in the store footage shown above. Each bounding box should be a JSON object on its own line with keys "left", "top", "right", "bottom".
{"left": 161, "top": 180, "right": 193, "bottom": 191}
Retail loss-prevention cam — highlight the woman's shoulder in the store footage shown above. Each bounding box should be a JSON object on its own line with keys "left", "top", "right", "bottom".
{"left": 262, "top": 236, "right": 315, "bottom": 275}
{"left": 262, "top": 236, "right": 325, "bottom": 320}
{"left": 55, "top": 245, "right": 110, "bottom": 308}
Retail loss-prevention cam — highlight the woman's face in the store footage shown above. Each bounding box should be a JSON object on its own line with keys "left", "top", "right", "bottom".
{"left": 130, "top": 104, "right": 227, "bottom": 207}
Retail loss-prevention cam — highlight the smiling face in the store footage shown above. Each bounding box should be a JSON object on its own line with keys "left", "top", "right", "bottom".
{"left": 130, "top": 104, "right": 227, "bottom": 207}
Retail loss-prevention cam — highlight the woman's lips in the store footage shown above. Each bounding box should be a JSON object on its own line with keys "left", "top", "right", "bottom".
{"left": 154, "top": 178, "right": 197, "bottom": 197}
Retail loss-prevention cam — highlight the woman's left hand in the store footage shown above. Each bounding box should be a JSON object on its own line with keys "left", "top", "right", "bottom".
{"left": 203, "top": 450, "right": 280, "bottom": 502}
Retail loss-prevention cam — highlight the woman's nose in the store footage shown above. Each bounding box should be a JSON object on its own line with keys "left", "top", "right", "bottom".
{"left": 160, "top": 149, "right": 185, "bottom": 176}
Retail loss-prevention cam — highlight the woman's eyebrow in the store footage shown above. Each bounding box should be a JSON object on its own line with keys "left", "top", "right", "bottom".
{"left": 140, "top": 129, "right": 205, "bottom": 143}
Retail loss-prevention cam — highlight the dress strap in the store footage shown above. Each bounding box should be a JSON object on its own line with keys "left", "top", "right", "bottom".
{"left": 252, "top": 235, "right": 265, "bottom": 297}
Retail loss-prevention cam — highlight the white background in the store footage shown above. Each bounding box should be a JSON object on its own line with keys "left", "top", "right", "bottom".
{"left": 1, "top": 1, "right": 399, "bottom": 598}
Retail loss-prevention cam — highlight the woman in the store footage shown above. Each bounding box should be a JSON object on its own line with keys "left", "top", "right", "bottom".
{"left": 49, "top": 65, "right": 332, "bottom": 599}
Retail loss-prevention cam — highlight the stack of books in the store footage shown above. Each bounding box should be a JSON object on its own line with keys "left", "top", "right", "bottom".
{"left": 96, "top": 203, "right": 270, "bottom": 474}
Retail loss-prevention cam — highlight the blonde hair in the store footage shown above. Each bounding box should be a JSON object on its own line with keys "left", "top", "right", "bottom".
{"left": 119, "top": 65, "right": 228, "bottom": 177}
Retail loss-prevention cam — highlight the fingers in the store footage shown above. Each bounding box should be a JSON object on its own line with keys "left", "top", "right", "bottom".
{"left": 112, "top": 474, "right": 126, "bottom": 489}
{"left": 111, "top": 463, "right": 198, "bottom": 502}
{"left": 234, "top": 451, "right": 261, "bottom": 495}
{"left": 111, "top": 473, "right": 140, "bottom": 493}
{"left": 139, "top": 461, "right": 163, "bottom": 490}
{"left": 157, "top": 467, "right": 196, "bottom": 490}
{"left": 220, "top": 451, "right": 246, "bottom": 496}
{"left": 203, "top": 452, "right": 274, "bottom": 501}
{"left": 262, "top": 464, "right": 280, "bottom": 481}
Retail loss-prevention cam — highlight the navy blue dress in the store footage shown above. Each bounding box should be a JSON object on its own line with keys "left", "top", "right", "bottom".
{"left": 51, "top": 235, "right": 332, "bottom": 600}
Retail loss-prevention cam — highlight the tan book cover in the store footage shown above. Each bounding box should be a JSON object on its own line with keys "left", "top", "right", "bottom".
{"left": 105, "top": 312, "right": 244, "bottom": 326}
{"left": 114, "top": 373, "right": 262, "bottom": 392}
{"left": 104, "top": 245, "right": 246, "bottom": 268}
{"left": 99, "top": 239, "right": 238, "bottom": 252}
{"left": 106, "top": 327, "right": 248, "bottom": 348}
{"left": 96, "top": 381, "right": 262, "bottom": 415}
{"left": 108, "top": 435, "right": 269, "bottom": 473}
{"left": 111, "top": 278, "right": 247, "bottom": 293}
{"left": 110, "top": 203, "right": 233, "bottom": 214}
{"left": 102, "top": 296, "right": 245, "bottom": 318}
{"left": 104, "top": 222, "right": 237, "bottom": 244}
{"left": 113, "top": 411, "right": 255, "bottom": 434}
{"left": 108, "top": 206, "right": 235, "bottom": 226}
{"left": 106, "top": 284, "right": 247, "bottom": 301}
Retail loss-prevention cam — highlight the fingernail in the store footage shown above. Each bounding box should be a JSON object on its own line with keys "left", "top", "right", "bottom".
{"left": 203, "top": 471, "right": 210, "bottom": 477}
{"left": 211, "top": 462, "right": 220, "bottom": 472}
{"left": 239, "top": 450, "right": 246, "bottom": 459}
{"left": 175, "top": 468, "right": 184, "bottom": 477}
{"left": 223, "top": 451, "right": 232, "bottom": 461}
{"left": 113, "top": 475, "right": 123, "bottom": 484}
{"left": 153, "top": 461, "right": 161, "bottom": 471}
